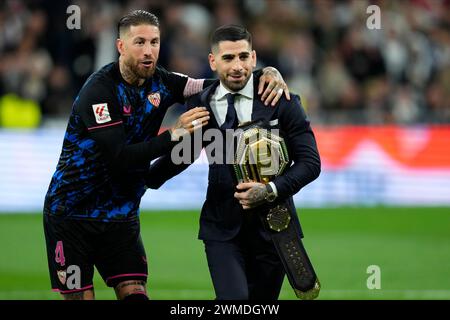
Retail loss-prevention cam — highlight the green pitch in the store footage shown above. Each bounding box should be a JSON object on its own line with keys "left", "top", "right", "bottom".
{"left": 0, "top": 207, "right": 449, "bottom": 300}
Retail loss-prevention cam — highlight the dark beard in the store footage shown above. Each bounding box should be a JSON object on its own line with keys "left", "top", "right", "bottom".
{"left": 133, "top": 63, "right": 155, "bottom": 78}
{"left": 124, "top": 59, "right": 155, "bottom": 84}
{"left": 221, "top": 73, "right": 251, "bottom": 92}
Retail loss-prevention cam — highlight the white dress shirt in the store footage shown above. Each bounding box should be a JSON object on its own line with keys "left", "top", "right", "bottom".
{"left": 210, "top": 74, "right": 254, "bottom": 127}
{"left": 209, "top": 74, "right": 278, "bottom": 197}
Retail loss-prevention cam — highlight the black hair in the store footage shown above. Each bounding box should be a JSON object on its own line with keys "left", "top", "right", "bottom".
{"left": 210, "top": 24, "right": 252, "bottom": 51}
{"left": 118, "top": 10, "right": 159, "bottom": 37}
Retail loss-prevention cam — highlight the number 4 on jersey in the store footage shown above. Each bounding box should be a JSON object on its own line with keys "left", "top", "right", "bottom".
{"left": 55, "top": 241, "right": 66, "bottom": 266}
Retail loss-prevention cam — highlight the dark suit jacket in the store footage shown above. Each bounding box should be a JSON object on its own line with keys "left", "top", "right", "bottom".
{"left": 147, "top": 75, "right": 321, "bottom": 242}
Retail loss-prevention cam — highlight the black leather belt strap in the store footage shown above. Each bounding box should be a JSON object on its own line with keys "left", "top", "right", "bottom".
{"left": 260, "top": 204, "right": 321, "bottom": 300}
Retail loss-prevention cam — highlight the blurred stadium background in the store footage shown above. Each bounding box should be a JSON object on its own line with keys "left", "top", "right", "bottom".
{"left": 0, "top": 0, "right": 449, "bottom": 300}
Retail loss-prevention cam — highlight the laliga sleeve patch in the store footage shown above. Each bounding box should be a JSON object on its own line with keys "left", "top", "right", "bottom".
{"left": 92, "top": 103, "right": 111, "bottom": 124}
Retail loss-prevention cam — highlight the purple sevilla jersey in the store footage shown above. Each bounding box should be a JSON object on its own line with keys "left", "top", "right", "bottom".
{"left": 44, "top": 62, "right": 188, "bottom": 222}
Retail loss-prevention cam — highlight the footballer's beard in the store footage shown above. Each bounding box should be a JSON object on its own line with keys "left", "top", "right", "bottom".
{"left": 220, "top": 71, "right": 251, "bottom": 92}
{"left": 122, "top": 57, "right": 156, "bottom": 86}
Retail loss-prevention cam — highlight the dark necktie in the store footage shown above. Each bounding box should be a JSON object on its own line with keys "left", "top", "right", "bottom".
{"left": 221, "top": 93, "right": 239, "bottom": 129}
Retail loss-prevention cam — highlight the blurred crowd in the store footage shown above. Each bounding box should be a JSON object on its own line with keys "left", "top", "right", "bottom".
{"left": 0, "top": 0, "right": 449, "bottom": 127}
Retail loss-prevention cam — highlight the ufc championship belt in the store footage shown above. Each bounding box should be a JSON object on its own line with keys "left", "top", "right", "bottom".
{"left": 233, "top": 120, "right": 321, "bottom": 300}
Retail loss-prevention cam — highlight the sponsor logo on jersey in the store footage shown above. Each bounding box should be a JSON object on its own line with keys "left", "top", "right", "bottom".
{"left": 57, "top": 270, "right": 67, "bottom": 285}
{"left": 147, "top": 92, "right": 161, "bottom": 108}
{"left": 92, "top": 103, "right": 111, "bottom": 123}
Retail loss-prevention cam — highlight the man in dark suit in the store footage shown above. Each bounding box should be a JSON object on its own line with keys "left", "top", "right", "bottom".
{"left": 148, "top": 25, "right": 321, "bottom": 300}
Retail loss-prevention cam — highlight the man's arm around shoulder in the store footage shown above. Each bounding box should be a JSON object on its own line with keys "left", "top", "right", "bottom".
{"left": 145, "top": 93, "right": 206, "bottom": 189}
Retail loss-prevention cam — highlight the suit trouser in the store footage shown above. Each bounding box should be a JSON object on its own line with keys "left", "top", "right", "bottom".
{"left": 203, "top": 213, "right": 285, "bottom": 300}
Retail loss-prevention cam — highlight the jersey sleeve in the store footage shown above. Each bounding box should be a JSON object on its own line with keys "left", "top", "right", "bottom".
{"left": 157, "top": 67, "right": 189, "bottom": 104}
{"left": 76, "top": 78, "right": 123, "bottom": 131}
{"left": 75, "top": 77, "right": 176, "bottom": 171}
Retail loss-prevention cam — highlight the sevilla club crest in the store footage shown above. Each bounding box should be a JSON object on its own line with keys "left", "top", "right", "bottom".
{"left": 147, "top": 92, "right": 161, "bottom": 108}
{"left": 57, "top": 270, "right": 67, "bottom": 285}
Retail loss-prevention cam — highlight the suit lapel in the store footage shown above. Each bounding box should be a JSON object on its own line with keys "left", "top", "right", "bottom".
{"left": 251, "top": 76, "right": 278, "bottom": 122}
{"left": 199, "top": 80, "right": 220, "bottom": 129}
